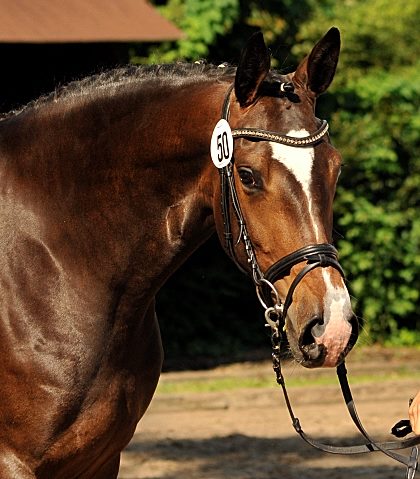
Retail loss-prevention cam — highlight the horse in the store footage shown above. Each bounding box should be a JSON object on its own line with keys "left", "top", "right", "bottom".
{"left": 0, "top": 27, "right": 358, "bottom": 478}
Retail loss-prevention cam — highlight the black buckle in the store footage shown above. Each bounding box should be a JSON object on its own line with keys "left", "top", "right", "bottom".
{"left": 392, "top": 420, "right": 413, "bottom": 438}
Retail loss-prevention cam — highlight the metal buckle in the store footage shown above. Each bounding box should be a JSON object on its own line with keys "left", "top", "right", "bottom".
{"left": 407, "top": 446, "right": 418, "bottom": 479}
{"left": 264, "top": 307, "right": 281, "bottom": 330}
{"left": 256, "top": 278, "right": 282, "bottom": 311}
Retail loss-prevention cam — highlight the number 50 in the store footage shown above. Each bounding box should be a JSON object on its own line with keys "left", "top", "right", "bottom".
{"left": 217, "top": 132, "right": 230, "bottom": 162}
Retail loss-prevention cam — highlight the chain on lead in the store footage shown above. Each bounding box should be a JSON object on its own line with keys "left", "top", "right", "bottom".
{"left": 266, "top": 308, "right": 285, "bottom": 387}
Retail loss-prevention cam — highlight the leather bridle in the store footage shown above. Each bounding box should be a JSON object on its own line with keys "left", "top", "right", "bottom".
{"left": 216, "top": 83, "right": 419, "bottom": 478}
{"left": 219, "top": 84, "right": 344, "bottom": 319}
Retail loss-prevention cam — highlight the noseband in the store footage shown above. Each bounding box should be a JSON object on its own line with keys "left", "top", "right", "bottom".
{"left": 214, "top": 83, "right": 419, "bottom": 478}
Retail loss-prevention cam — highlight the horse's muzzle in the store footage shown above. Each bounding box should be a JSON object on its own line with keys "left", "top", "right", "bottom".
{"left": 298, "top": 313, "right": 359, "bottom": 368}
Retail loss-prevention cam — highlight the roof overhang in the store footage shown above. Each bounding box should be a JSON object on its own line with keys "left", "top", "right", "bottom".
{"left": 0, "top": 0, "right": 183, "bottom": 43}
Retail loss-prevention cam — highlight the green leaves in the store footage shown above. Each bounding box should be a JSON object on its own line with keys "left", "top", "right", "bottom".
{"left": 149, "top": 0, "right": 419, "bottom": 358}
{"left": 292, "top": 0, "right": 420, "bottom": 343}
{"left": 138, "top": 0, "right": 315, "bottom": 66}
{"left": 138, "top": 0, "right": 239, "bottom": 63}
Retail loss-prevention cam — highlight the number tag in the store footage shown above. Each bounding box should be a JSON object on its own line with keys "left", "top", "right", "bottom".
{"left": 210, "top": 119, "right": 234, "bottom": 168}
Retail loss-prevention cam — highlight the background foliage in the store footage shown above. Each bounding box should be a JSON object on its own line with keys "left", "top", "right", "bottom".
{"left": 293, "top": 0, "right": 420, "bottom": 343}
{"left": 139, "top": 0, "right": 419, "bottom": 365}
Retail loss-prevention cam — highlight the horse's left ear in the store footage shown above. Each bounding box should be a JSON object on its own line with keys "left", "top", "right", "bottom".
{"left": 294, "top": 27, "right": 341, "bottom": 96}
{"left": 235, "top": 31, "right": 271, "bottom": 107}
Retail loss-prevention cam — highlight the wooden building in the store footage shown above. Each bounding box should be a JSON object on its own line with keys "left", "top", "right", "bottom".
{"left": 0, "top": 0, "right": 182, "bottom": 111}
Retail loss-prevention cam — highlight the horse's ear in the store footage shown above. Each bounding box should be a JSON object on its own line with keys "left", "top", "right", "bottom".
{"left": 235, "top": 32, "right": 271, "bottom": 107}
{"left": 294, "top": 27, "right": 340, "bottom": 96}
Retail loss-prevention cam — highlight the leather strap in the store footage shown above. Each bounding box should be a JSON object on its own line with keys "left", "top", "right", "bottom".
{"left": 260, "top": 243, "right": 344, "bottom": 318}
{"left": 272, "top": 347, "right": 419, "bottom": 477}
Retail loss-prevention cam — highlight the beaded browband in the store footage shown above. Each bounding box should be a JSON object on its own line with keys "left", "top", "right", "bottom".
{"left": 222, "top": 83, "right": 329, "bottom": 147}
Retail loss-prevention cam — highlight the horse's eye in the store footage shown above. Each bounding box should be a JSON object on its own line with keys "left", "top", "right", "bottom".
{"left": 238, "top": 168, "right": 257, "bottom": 187}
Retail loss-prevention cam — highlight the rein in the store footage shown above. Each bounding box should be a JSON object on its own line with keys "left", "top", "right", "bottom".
{"left": 271, "top": 329, "right": 419, "bottom": 478}
{"left": 216, "top": 83, "right": 419, "bottom": 478}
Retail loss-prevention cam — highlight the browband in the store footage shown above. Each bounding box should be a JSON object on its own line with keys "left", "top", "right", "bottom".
{"left": 222, "top": 83, "right": 329, "bottom": 148}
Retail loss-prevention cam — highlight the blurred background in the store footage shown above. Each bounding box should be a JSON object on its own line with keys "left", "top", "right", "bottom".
{"left": 2, "top": 0, "right": 419, "bottom": 368}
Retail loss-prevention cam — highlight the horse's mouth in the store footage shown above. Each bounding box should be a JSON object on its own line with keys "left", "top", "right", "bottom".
{"left": 287, "top": 314, "right": 359, "bottom": 368}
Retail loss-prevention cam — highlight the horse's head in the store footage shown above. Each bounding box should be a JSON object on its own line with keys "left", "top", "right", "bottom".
{"left": 213, "top": 28, "right": 358, "bottom": 368}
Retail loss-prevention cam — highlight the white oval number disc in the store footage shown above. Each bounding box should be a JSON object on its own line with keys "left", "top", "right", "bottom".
{"left": 210, "top": 119, "right": 234, "bottom": 168}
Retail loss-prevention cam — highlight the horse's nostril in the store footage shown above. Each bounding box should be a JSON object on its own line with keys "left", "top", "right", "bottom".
{"left": 301, "top": 342, "right": 321, "bottom": 361}
{"left": 311, "top": 317, "right": 326, "bottom": 338}
{"left": 299, "top": 316, "right": 325, "bottom": 362}
{"left": 301, "top": 316, "right": 324, "bottom": 346}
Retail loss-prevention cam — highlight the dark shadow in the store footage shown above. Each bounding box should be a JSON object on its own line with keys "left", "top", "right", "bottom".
{"left": 120, "top": 434, "right": 407, "bottom": 479}
{"left": 157, "top": 235, "right": 268, "bottom": 371}
{"left": 0, "top": 43, "right": 129, "bottom": 113}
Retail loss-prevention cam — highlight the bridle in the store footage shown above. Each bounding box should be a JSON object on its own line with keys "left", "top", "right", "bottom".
{"left": 219, "top": 84, "right": 342, "bottom": 321}
{"left": 215, "top": 83, "right": 419, "bottom": 478}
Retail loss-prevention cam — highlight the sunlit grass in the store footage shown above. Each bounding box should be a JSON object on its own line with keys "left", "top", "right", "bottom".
{"left": 158, "top": 375, "right": 274, "bottom": 394}
{"left": 157, "top": 366, "right": 420, "bottom": 395}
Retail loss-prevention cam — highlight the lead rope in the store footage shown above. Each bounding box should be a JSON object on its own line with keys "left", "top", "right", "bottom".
{"left": 337, "top": 362, "right": 419, "bottom": 478}
{"left": 268, "top": 318, "right": 419, "bottom": 478}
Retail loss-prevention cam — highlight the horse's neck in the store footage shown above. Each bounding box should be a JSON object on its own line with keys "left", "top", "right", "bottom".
{"left": 130, "top": 81, "right": 224, "bottom": 283}
{"left": 0, "top": 79, "right": 226, "bottom": 297}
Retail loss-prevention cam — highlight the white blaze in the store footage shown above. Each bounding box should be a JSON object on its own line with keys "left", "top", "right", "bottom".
{"left": 270, "top": 130, "right": 319, "bottom": 239}
{"left": 271, "top": 131, "right": 353, "bottom": 366}
{"left": 318, "top": 270, "right": 353, "bottom": 366}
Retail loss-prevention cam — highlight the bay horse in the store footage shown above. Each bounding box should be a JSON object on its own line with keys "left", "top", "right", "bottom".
{"left": 0, "top": 28, "right": 358, "bottom": 478}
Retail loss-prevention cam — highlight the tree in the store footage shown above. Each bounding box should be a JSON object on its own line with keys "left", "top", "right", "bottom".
{"left": 134, "top": 0, "right": 314, "bottom": 67}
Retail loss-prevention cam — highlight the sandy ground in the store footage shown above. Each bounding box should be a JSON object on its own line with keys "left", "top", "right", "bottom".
{"left": 118, "top": 348, "right": 419, "bottom": 479}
